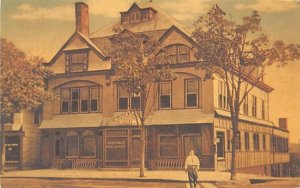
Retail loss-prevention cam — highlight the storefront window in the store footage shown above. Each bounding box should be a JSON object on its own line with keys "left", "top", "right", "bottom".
{"left": 82, "top": 130, "right": 96, "bottom": 157}
{"left": 159, "top": 136, "right": 178, "bottom": 157}
{"left": 66, "top": 131, "right": 79, "bottom": 157}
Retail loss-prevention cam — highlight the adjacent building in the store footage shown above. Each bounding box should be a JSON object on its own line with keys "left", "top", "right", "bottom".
{"left": 3, "top": 2, "right": 289, "bottom": 176}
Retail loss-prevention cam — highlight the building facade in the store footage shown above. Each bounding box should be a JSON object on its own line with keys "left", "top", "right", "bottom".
{"left": 4, "top": 2, "right": 289, "bottom": 176}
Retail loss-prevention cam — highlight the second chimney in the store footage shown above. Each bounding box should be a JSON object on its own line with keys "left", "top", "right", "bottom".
{"left": 75, "top": 2, "right": 89, "bottom": 36}
{"left": 279, "top": 118, "right": 288, "bottom": 130}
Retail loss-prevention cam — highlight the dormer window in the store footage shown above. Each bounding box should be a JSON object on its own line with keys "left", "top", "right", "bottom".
{"left": 141, "top": 11, "right": 148, "bottom": 21}
{"left": 65, "top": 50, "right": 88, "bottom": 72}
{"left": 122, "top": 14, "right": 129, "bottom": 24}
{"left": 130, "top": 12, "right": 140, "bottom": 22}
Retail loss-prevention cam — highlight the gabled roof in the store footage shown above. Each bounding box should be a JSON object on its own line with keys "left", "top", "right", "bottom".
{"left": 89, "top": 2, "right": 192, "bottom": 39}
{"left": 159, "top": 25, "right": 195, "bottom": 45}
{"left": 45, "top": 32, "right": 107, "bottom": 66}
{"left": 120, "top": 2, "right": 157, "bottom": 14}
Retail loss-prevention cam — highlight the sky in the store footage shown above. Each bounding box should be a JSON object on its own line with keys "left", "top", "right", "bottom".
{"left": 1, "top": 0, "right": 300, "bottom": 143}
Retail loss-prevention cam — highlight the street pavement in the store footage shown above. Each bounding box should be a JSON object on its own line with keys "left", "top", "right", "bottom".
{"left": 0, "top": 169, "right": 298, "bottom": 188}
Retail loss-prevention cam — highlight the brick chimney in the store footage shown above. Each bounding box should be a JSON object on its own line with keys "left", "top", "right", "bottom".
{"left": 75, "top": 2, "right": 89, "bottom": 36}
{"left": 279, "top": 118, "right": 288, "bottom": 130}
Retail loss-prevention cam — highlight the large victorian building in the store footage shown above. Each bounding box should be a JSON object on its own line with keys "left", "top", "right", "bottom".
{"left": 4, "top": 2, "right": 289, "bottom": 176}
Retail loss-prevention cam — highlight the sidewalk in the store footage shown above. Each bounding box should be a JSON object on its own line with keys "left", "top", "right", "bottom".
{"left": 0, "top": 169, "right": 272, "bottom": 184}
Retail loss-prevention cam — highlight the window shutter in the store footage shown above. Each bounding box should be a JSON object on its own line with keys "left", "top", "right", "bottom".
{"left": 83, "top": 51, "right": 88, "bottom": 71}
{"left": 65, "top": 54, "right": 70, "bottom": 72}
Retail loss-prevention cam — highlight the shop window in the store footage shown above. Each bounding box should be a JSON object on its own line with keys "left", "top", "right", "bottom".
{"left": 166, "top": 44, "right": 190, "bottom": 63}
{"left": 245, "top": 132, "right": 250, "bottom": 150}
{"left": 226, "top": 130, "right": 231, "bottom": 151}
{"left": 66, "top": 131, "right": 79, "bottom": 157}
{"left": 159, "top": 135, "right": 178, "bottom": 157}
{"left": 65, "top": 51, "right": 88, "bottom": 72}
{"left": 185, "top": 79, "right": 198, "bottom": 108}
{"left": 55, "top": 139, "right": 61, "bottom": 157}
{"left": 236, "top": 131, "right": 241, "bottom": 150}
{"left": 82, "top": 130, "right": 96, "bottom": 157}
{"left": 253, "top": 133, "right": 260, "bottom": 151}
{"left": 262, "top": 134, "right": 266, "bottom": 151}
{"left": 159, "top": 82, "right": 171, "bottom": 109}
{"left": 183, "top": 135, "right": 201, "bottom": 158}
{"left": 216, "top": 132, "right": 225, "bottom": 158}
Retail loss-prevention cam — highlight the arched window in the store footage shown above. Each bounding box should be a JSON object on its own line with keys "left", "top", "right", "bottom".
{"left": 66, "top": 131, "right": 79, "bottom": 157}
{"left": 81, "top": 130, "right": 96, "bottom": 157}
{"left": 166, "top": 44, "right": 190, "bottom": 63}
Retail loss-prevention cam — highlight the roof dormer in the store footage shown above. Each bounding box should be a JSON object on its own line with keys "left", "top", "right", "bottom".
{"left": 120, "top": 3, "right": 156, "bottom": 24}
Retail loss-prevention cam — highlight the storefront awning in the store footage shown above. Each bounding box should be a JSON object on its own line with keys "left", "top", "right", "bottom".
{"left": 215, "top": 109, "right": 274, "bottom": 126}
{"left": 40, "top": 114, "right": 104, "bottom": 129}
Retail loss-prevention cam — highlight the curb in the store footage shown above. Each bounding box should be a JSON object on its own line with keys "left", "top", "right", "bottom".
{"left": 0, "top": 176, "right": 218, "bottom": 184}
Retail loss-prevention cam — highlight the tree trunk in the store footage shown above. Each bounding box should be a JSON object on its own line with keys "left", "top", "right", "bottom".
{"left": 140, "top": 125, "right": 146, "bottom": 177}
{"left": 230, "top": 115, "right": 238, "bottom": 180}
{"left": 0, "top": 123, "right": 5, "bottom": 174}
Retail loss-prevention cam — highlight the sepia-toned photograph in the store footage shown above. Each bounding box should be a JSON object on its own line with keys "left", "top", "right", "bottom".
{"left": 1, "top": 0, "right": 300, "bottom": 187}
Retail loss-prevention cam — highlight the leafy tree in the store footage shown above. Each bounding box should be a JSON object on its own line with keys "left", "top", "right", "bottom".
{"left": 192, "top": 5, "right": 300, "bottom": 180}
{"left": 0, "top": 38, "right": 55, "bottom": 174}
{"left": 109, "top": 29, "right": 176, "bottom": 177}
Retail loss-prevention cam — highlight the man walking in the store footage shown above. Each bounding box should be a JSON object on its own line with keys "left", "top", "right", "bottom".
{"left": 185, "top": 150, "right": 200, "bottom": 188}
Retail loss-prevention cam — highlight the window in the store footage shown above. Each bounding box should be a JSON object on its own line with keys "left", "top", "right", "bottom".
{"left": 159, "top": 135, "right": 178, "bottom": 157}
{"left": 185, "top": 79, "right": 198, "bottom": 108}
{"left": 166, "top": 44, "right": 190, "bottom": 63}
{"left": 66, "top": 131, "right": 79, "bottom": 157}
{"left": 159, "top": 82, "right": 171, "bottom": 109}
{"left": 141, "top": 11, "right": 148, "bottom": 21}
{"left": 261, "top": 99, "right": 265, "bottom": 119}
{"left": 245, "top": 132, "right": 250, "bottom": 151}
{"left": 243, "top": 94, "right": 248, "bottom": 115}
{"left": 262, "top": 134, "right": 266, "bottom": 151}
{"left": 226, "top": 130, "right": 231, "bottom": 151}
{"left": 122, "top": 14, "right": 129, "bottom": 24}
{"left": 236, "top": 131, "right": 241, "bottom": 150}
{"left": 252, "top": 95, "right": 257, "bottom": 117}
{"left": 80, "top": 87, "right": 89, "bottom": 112}
{"left": 61, "top": 86, "right": 99, "bottom": 114}
{"left": 117, "top": 84, "right": 141, "bottom": 111}
{"left": 218, "top": 81, "right": 228, "bottom": 109}
{"left": 90, "top": 87, "right": 99, "bottom": 112}
{"left": 131, "top": 93, "right": 141, "bottom": 110}
{"left": 61, "top": 88, "right": 70, "bottom": 113}
{"left": 33, "top": 106, "right": 42, "bottom": 125}
{"left": 217, "top": 132, "right": 225, "bottom": 158}
{"left": 118, "top": 85, "right": 129, "bottom": 110}
{"left": 65, "top": 51, "right": 88, "bottom": 72}
{"left": 253, "top": 133, "right": 260, "bottom": 151}
{"left": 130, "top": 12, "right": 140, "bottom": 22}
{"left": 183, "top": 136, "right": 201, "bottom": 157}
{"left": 82, "top": 130, "right": 96, "bottom": 157}
{"left": 71, "top": 88, "right": 79, "bottom": 113}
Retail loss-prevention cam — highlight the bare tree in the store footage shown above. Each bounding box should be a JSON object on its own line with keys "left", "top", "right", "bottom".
{"left": 192, "top": 5, "right": 300, "bottom": 180}
{"left": 109, "top": 29, "right": 176, "bottom": 177}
